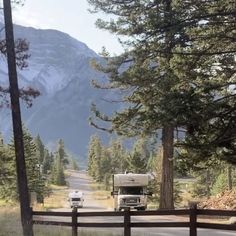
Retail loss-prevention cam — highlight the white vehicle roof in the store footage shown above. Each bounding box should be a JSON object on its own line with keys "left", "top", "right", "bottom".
{"left": 68, "top": 191, "right": 83, "bottom": 198}
{"left": 114, "top": 173, "right": 150, "bottom": 187}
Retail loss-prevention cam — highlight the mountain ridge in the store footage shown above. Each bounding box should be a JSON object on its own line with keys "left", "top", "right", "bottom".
{"left": 0, "top": 23, "right": 115, "bottom": 162}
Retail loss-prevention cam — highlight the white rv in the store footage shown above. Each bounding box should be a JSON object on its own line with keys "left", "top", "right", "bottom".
{"left": 111, "top": 173, "right": 152, "bottom": 211}
{"left": 68, "top": 190, "right": 84, "bottom": 208}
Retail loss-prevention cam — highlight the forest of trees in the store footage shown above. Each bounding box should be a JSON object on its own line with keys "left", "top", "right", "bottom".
{"left": 0, "top": 0, "right": 81, "bottom": 206}
{"left": 87, "top": 135, "right": 236, "bottom": 206}
{"left": 0, "top": 129, "right": 76, "bottom": 203}
{"left": 87, "top": 135, "right": 154, "bottom": 186}
{"left": 88, "top": 0, "right": 236, "bottom": 209}
{"left": 0, "top": 0, "right": 235, "bottom": 212}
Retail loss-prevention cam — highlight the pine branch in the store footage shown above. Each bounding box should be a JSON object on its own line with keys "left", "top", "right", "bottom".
{"left": 89, "top": 121, "right": 113, "bottom": 133}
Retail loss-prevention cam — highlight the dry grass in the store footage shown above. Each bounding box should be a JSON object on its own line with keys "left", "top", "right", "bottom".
{"left": 0, "top": 206, "right": 122, "bottom": 236}
{"left": 92, "top": 190, "right": 114, "bottom": 209}
{"left": 0, "top": 206, "right": 22, "bottom": 236}
{"left": 34, "top": 227, "right": 123, "bottom": 236}
{"left": 33, "top": 184, "right": 69, "bottom": 210}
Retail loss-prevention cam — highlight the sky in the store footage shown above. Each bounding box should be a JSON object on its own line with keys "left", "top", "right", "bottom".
{"left": 11, "top": 0, "right": 123, "bottom": 55}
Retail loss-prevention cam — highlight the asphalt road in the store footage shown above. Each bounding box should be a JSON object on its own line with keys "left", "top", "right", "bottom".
{"left": 45, "top": 170, "right": 236, "bottom": 236}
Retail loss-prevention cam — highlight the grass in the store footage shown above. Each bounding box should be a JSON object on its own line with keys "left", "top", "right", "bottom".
{"left": 1, "top": 174, "right": 229, "bottom": 235}
{"left": 89, "top": 182, "right": 115, "bottom": 209}
{"left": 0, "top": 182, "right": 123, "bottom": 235}
{"left": 42, "top": 184, "right": 69, "bottom": 210}
{"left": 0, "top": 205, "right": 229, "bottom": 236}
{"left": 34, "top": 225, "right": 122, "bottom": 236}
{"left": 0, "top": 206, "right": 22, "bottom": 236}
{"left": 0, "top": 188, "right": 228, "bottom": 236}
{"left": 0, "top": 206, "right": 123, "bottom": 236}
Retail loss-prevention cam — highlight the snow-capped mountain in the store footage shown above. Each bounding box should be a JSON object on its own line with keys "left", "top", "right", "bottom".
{"left": 0, "top": 23, "right": 115, "bottom": 162}
{"left": 14, "top": 25, "right": 98, "bottom": 95}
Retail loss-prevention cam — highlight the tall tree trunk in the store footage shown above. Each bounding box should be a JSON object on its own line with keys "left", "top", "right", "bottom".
{"left": 159, "top": 0, "right": 175, "bottom": 210}
{"left": 3, "top": 1, "right": 33, "bottom": 235}
{"left": 159, "top": 126, "right": 174, "bottom": 209}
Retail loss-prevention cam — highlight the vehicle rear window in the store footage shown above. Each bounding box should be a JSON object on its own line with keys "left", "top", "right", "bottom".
{"left": 72, "top": 198, "right": 81, "bottom": 201}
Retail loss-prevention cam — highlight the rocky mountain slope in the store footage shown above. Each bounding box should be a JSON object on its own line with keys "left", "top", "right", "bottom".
{"left": 0, "top": 23, "right": 116, "bottom": 163}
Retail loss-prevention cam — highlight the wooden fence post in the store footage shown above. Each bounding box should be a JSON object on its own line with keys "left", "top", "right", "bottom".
{"left": 124, "top": 208, "right": 131, "bottom": 236}
{"left": 72, "top": 207, "right": 78, "bottom": 236}
{"left": 189, "top": 202, "right": 197, "bottom": 236}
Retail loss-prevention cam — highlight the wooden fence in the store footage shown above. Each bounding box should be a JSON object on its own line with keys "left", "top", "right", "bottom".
{"left": 32, "top": 204, "right": 236, "bottom": 236}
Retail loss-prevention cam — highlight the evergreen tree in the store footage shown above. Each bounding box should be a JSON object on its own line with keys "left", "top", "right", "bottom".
{"left": 58, "top": 139, "right": 69, "bottom": 166}
{"left": 0, "top": 128, "right": 48, "bottom": 202}
{"left": 211, "top": 172, "right": 228, "bottom": 196}
{"left": 34, "top": 135, "right": 45, "bottom": 164}
{"left": 21, "top": 129, "right": 40, "bottom": 196}
{"left": 22, "top": 129, "right": 49, "bottom": 203}
{"left": 87, "top": 135, "right": 103, "bottom": 181}
{"left": 0, "top": 138, "right": 17, "bottom": 200}
{"left": 71, "top": 159, "right": 79, "bottom": 171}
{"left": 0, "top": 132, "right": 3, "bottom": 145}
{"left": 108, "top": 138, "right": 128, "bottom": 174}
{"left": 51, "top": 153, "right": 66, "bottom": 186}
{"left": 51, "top": 139, "right": 68, "bottom": 186}
{"left": 100, "top": 147, "right": 112, "bottom": 189}
{"left": 88, "top": 0, "right": 236, "bottom": 208}
{"left": 88, "top": 135, "right": 130, "bottom": 187}
{"left": 211, "top": 165, "right": 236, "bottom": 196}
{"left": 127, "top": 137, "right": 150, "bottom": 173}
{"left": 171, "top": 1, "right": 236, "bottom": 164}
{"left": 190, "top": 160, "right": 225, "bottom": 198}
{"left": 148, "top": 148, "right": 162, "bottom": 205}
{"left": 88, "top": 0, "right": 191, "bottom": 209}
{"left": 101, "top": 139, "right": 128, "bottom": 188}
{"left": 0, "top": 2, "right": 39, "bottom": 107}
{"left": 42, "top": 149, "right": 53, "bottom": 175}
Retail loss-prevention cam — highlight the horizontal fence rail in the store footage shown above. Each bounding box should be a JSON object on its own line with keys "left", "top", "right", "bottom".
{"left": 196, "top": 209, "right": 236, "bottom": 232}
{"left": 32, "top": 204, "right": 236, "bottom": 236}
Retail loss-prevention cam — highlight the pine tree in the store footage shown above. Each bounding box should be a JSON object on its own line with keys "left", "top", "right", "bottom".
{"left": 87, "top": 135, "right": 103, "bottom": 181}
{"left": 170, "top": 1, "right": 236, "bottom": 164}
{"left": 100, "top": 147, "right": 112, "bottom": 189}
{"left": 51, "top": 139, "right": 67, "bottom": 186}
{"left": 108, "top": 138, "right": 128, "bottom": 174}
{"left": 51, "top": 153, "right": 66, "bottom": 186}
{"left": 88, "top": 0, "right": 191, "bottom": 209}
{"left": 34, "top": 135, "right": 45, "bottom": 164}
{"left": 58, "top": 139, "right": 69, "bottom": 166}
{"left": 42, "top": 149, "right": 53, "bottom": 175}
{"left": 147, "top": 147, "right": 163, "bottom": 205}
{"left": 0, "top": 138, "right": 17, "bottom": 200}
{"left": 127, "top": 138, "right": 150, "bottom": 173}
{"left": 22, "top": 129, "right": 49, "bottom": 203}
{"left": 88, "top": 0, "right": 236, "bottom": 208}
{"left": 0, "top": 128, "right": 48, "bottom": 202}
{"left": 71, "top": 159, "right": 79, "bottom": 171}
{"left": 0, "top": 12, "right": 39, "bottom": 107}
{"left": 0, "top": 132, "right": 3, "bottom": 145}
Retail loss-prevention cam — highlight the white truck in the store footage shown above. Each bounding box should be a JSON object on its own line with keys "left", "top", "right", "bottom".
{"left": 68, "top": 190, "right": 84, "bottom": 209}
{"left": 111, "top": 173, "right": 152, "bottom": 211}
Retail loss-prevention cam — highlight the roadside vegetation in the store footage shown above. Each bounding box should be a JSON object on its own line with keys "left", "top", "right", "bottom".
{"left": 0, "top": 130, "right": 79, "bottom": 206}
{"left": 87, "top": 0, "right": 236, "bottom": 210}
{"left": 0, "top": 131, "right": 80, "bottom": 234}
{"left": 0, "top": 0, "right": 235, "bottom": 234}
{"left": 87, "top": 135, "right": 236, "bottom": 209}
{"left": 0, "top": 206, "right": 123, "bottom": 236}
{"left": 0, "top": 183, "right": 123, "bottom": 236}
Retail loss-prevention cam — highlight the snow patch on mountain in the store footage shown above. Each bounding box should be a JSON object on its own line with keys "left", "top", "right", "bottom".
{"left": 0, "top": 22, "right": 99, "bottom": 95}
{"left": 18, "top": 64, "right": 68, "bottom": 95}
{"left": 0, "top": 23, "right": 115, "bottom": 159}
